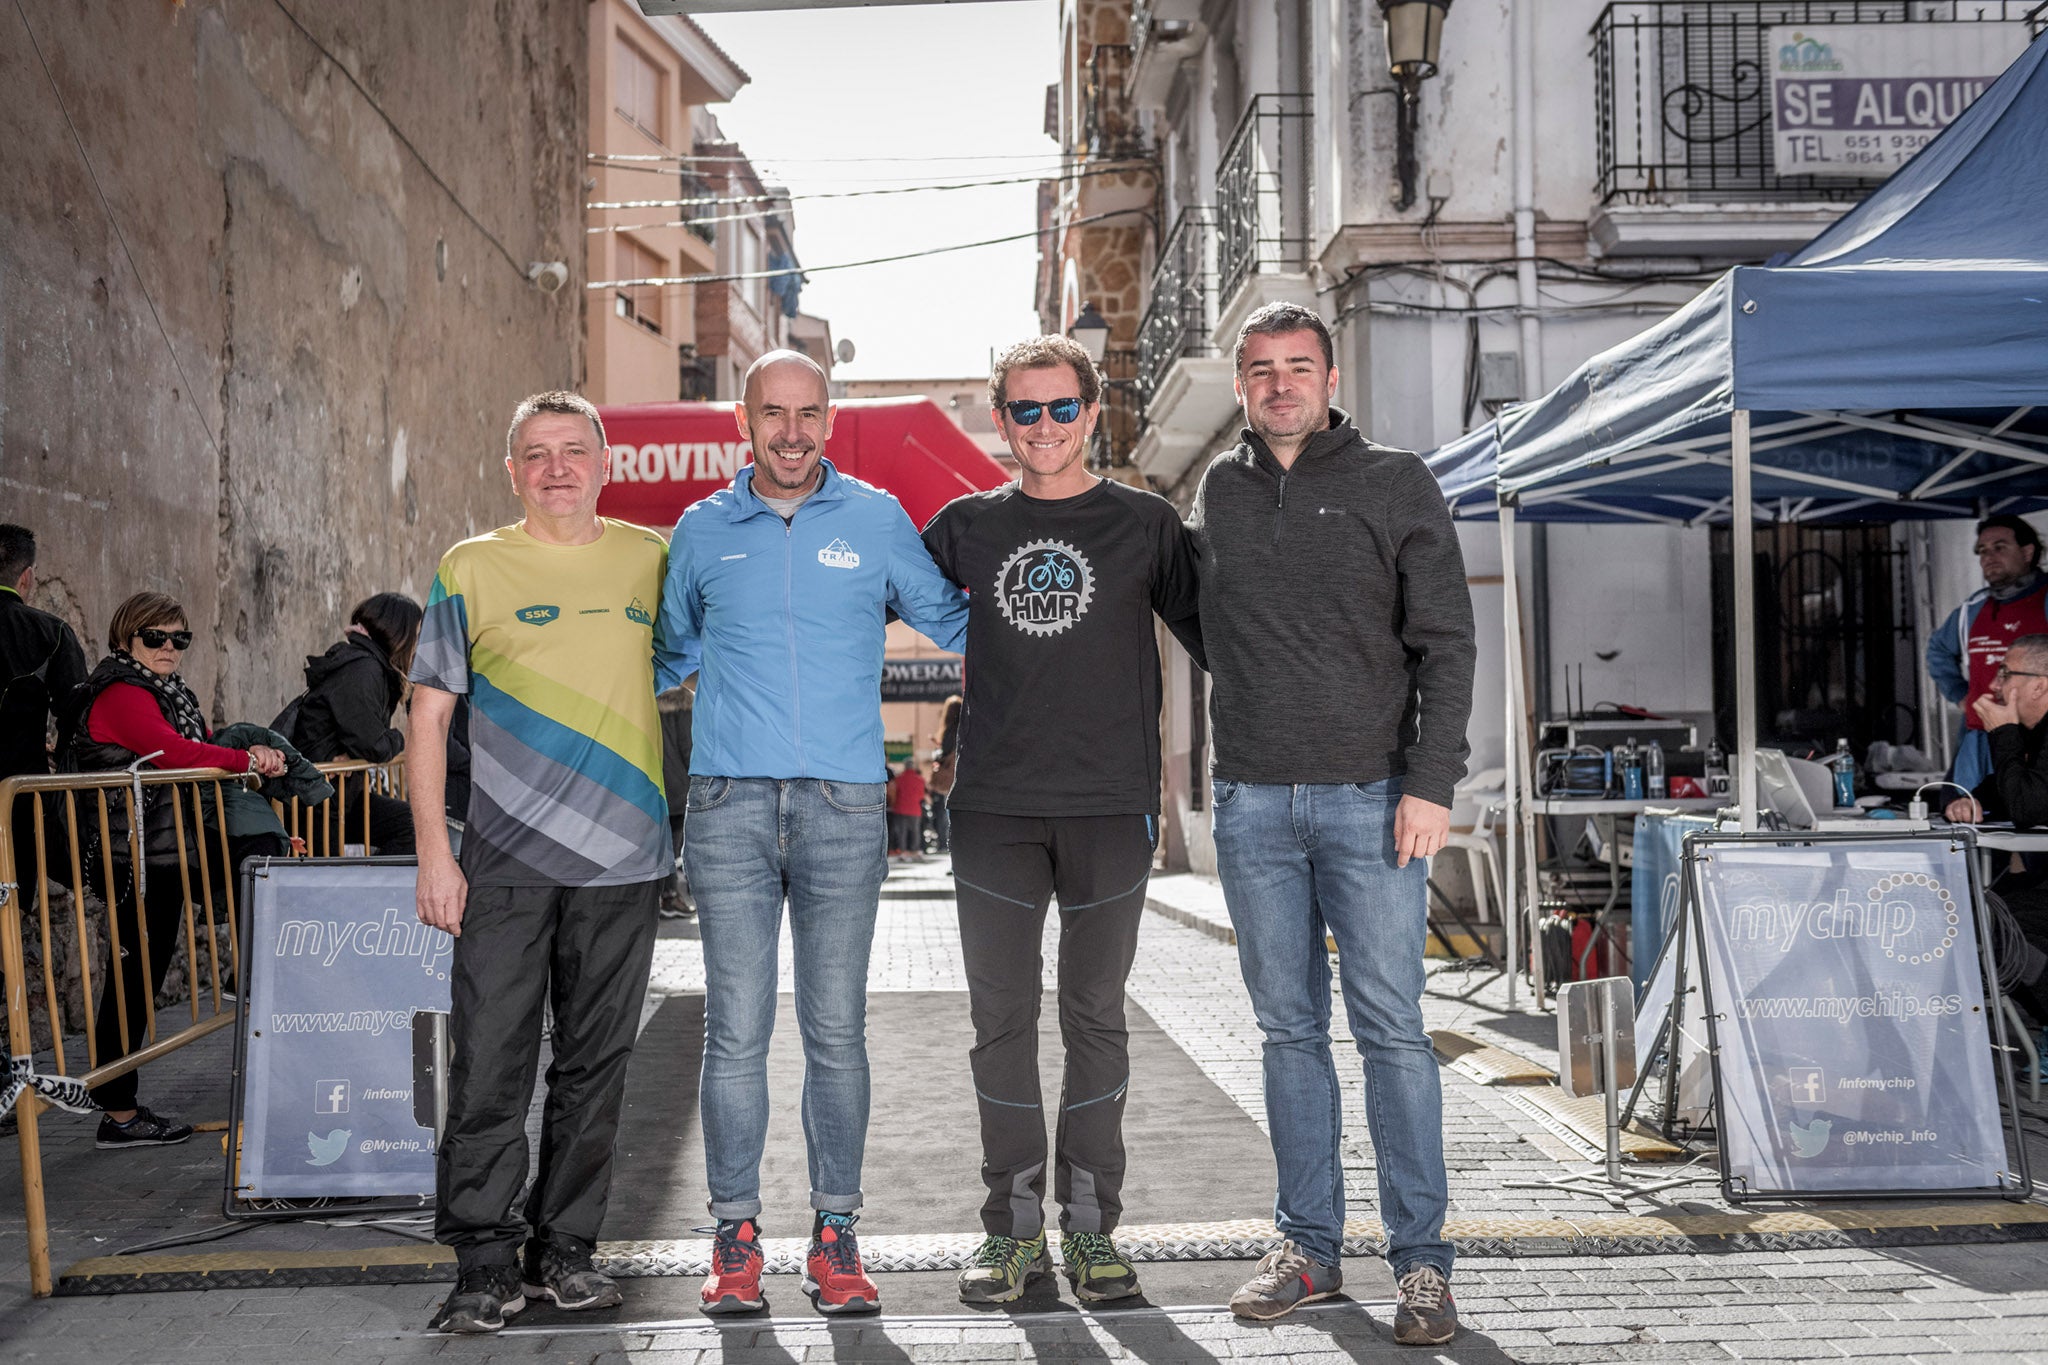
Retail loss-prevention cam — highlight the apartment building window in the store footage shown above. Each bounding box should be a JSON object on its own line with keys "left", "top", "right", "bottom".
{"left": 614, "top": 36, "right": 665, "bottom": 143}
{"left": 615, "top": 237, "right": 665, "bottom": 336}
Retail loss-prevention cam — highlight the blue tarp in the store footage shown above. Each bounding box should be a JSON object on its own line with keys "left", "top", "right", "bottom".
{"left": 1426, "top": 33, "right": 2048, "bottom": 525}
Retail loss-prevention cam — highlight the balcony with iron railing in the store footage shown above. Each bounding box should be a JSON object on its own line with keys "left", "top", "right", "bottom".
{"left": 1082, "top": 43, "right": 1144, "bottom": 160}
{"left": 1215, "top": 94, "right": 1313, "bottom": 312}
{"left": 1136, "top": 206, "right": 1219, "bottom": 413}
{"left": 681, "top": 169, "right": 717, "bottom": 245}
{"left": 1130, "top": 206, "right": 1241, "bottom": 489}
{"left": 1593, "top": 1, "right": 2037, "bottom": 207}
{"left": 1091, "top": 346, "right": 1140, "bottom": 469}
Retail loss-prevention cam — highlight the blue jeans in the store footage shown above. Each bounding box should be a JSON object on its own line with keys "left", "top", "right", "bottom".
{"left": 685, "top": 776, "right": 887, "bottom": 1222}
{"left": 1211, "top": 778, "right": 1453, "bottom": 1277}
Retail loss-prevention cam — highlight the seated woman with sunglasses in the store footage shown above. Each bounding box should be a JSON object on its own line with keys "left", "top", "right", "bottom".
{"left": 59, "top": 591, "right": 289, "bottom": 1149}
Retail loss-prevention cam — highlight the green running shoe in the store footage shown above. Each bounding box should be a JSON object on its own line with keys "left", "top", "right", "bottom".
{"left": 957, "top": 1232, "right": 1052, "bottom": 1304}
{"left": 1060, "top": 1231, "right": 1140, "bottom": 1302}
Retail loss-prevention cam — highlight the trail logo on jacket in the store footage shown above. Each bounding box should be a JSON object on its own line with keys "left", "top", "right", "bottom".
{"left": 625, "top": 597, "right": 654, "bottom": 625}
{"left": 995, "top": 540, "right": 1094, "bottom": 637}
{"left": 818, "top": 539, "right": 861, "bottom": 570}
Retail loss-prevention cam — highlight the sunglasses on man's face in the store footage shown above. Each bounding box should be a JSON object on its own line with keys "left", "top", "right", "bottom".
{"left": 1001, "top": 396, "right": 1085, "bottom": 427}
{"left": 135, "top": 628, "right": 193, "bottom": 651}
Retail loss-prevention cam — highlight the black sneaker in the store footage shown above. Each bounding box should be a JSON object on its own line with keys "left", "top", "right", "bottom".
{"left": 94, "top": 1107, "right": 193, "bottom": 1149}
{"left": 430, "top": 1262, "right": 527, "bottom": 1334}
{"left": 522, "top": 1240, "right": 623, "bottom": 1311}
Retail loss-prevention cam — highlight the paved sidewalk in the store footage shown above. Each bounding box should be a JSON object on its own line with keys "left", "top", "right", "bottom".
{"left": 3, "top": 859, "right": 2048, "bottom": 1362}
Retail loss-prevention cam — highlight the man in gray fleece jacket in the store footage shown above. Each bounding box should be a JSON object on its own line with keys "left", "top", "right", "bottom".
{"left": 1188, "top": 302, "right": 1474, "bottom": 1344}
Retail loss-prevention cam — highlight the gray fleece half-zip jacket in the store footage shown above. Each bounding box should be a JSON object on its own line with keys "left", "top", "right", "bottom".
{"left": 1186, "top": 408, "right": 1475, "bottom": 807}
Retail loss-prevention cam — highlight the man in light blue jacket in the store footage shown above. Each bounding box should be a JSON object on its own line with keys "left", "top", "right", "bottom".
{"left": 656, "top": 350, "right": 967, "bottom": 1318}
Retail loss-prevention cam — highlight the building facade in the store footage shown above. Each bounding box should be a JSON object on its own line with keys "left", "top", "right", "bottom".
{"left": 586, "top": 1, "right": 747, "bottom": 406}
{"left": 2, "top": 0, "right": 589, "bottom": 723}
{"left": 1041, "top": 0, "right": 2041, "bottom": 873}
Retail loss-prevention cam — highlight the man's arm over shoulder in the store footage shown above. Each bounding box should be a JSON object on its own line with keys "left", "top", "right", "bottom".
{"left": 1145, "top": 497, "right": 1206, "bottom": 671}
{"left": 919, "top": 497, "right": 971, "bottom": 591}
{"left": 887, "top": 501, "right": 969, "bottom": 653}
{"left": 655, "top": 515, "right": 705, "bottom": 693}
{"left": 1391, "top": 455, "right": 1475, "bottom": 809}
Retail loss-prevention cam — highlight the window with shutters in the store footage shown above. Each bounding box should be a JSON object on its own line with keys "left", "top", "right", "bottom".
{"left": 614, "top": 36, "right": 665, "bottom": 143}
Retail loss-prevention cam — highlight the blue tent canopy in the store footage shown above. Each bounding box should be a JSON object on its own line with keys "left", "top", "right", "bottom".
{"left": 1427, "top": 32, "right": 2048, "bottom": 526}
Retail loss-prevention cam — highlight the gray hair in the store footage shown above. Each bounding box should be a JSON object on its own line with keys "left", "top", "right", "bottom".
{"left": 505, "top": 390, "right": 606, "bottom": 461}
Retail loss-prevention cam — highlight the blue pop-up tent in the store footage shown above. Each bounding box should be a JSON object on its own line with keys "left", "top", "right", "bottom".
{"left": 1428, "top": 31, "right": 2048, "bottom": 1000}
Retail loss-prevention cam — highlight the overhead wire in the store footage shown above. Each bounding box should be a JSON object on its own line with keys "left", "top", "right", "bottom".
{"left": 589, "top": 208, "right": 1150, "bottom": 291}
{"left": 585, "top": 162, "right": 1150, "bottom": 213}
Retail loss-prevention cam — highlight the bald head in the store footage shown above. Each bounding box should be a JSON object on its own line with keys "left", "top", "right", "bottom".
{"left": 736, "top": 349, "right": 836, "bottom": 499}
{"left": 742, "top": 349, "right": 829, "bottom": 409}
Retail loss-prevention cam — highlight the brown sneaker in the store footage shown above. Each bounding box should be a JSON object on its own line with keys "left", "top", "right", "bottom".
{"left": 1393, "top": 1264, "right": 1458, "bottom": 1345}
{"left": 1228, "top": 1240, "right": 1342, "bottom": 1321}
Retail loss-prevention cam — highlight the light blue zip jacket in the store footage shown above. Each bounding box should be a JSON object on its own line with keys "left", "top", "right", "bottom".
{"left": 655, "top": 459, "right": 968, "bottom": 782}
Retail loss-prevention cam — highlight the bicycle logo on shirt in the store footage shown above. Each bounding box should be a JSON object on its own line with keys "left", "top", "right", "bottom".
{"left": 994, "top": 540, "right": 1094, "bottom": 637}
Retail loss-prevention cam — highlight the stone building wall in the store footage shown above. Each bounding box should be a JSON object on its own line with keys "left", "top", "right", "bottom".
{"left": 1, "top": 0, "right": 589, "bottom": 725}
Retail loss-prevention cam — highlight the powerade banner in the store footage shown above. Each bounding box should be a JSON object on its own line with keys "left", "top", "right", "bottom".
{"left": 1691, "top": 835, "right": 2018, "bottom": 1197}
{"left": 880, "top": 656, "right": 962, "bottom": 704}
{"left": 236, "top": 861, "right": 448, "bottom": 1198}
{"left": 1768, "top": 24, "right": 2027, "bottom": 178}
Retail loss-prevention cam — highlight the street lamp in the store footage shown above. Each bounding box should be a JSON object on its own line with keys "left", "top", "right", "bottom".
{"left": 1069, "top": 300, "right": 1111, "bottom": 363}
{"left": 1376, "top": 0, "right": 1454, "bottom": 212}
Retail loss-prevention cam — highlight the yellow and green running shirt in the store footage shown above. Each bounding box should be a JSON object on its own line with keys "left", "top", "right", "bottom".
{"left": 410, "top": 519, "right": 671, "bottom": 888}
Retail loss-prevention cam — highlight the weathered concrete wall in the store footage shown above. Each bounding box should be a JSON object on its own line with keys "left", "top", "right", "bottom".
{"left": 1, "top": 0, "right": 587, "bottom": 724}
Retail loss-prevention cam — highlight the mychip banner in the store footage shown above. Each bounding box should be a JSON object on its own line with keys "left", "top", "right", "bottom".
{"left": 233, "top": 859, "right": 448, "bottom": 1201}
{"left": 1768, "top": 23, "right": 2028, "bottom": 178}
{"left": 1690, "top": 833, "right": 2024, "bottom": 1199}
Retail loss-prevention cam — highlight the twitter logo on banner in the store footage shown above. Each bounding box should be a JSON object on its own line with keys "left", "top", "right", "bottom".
{"left": 1789, "top": 1118, "right": 1832, "bottom": 1159}
{"left": 306, "top": 1129, "right": 351, "bottom": 1167}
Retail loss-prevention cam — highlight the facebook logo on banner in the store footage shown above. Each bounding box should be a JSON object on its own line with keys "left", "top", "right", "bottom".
{"left": 1787, "top": 1067, "right": 1826, "bottom": 1105}
{"left": 315, "top": 1079, "right": 351, "bottom": 1115}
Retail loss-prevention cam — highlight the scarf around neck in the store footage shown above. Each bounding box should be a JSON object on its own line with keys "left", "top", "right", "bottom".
{"left": 103, "top": 650, "right": 210, "bottom": 742}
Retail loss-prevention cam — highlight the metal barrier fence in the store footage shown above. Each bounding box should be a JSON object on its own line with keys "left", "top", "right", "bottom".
{"left": 1, "top": 757, "right": 405, "bottom": 1296}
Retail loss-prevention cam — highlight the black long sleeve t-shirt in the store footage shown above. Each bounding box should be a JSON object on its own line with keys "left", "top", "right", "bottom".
{"left": 922, "top": 477, "right": 1202, "bottom": 817}
{"left": 1186, "top": 409, "right": 1476, "bottom": 808}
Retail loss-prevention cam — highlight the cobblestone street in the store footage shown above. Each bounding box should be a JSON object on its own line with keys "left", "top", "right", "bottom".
{"left": 4, "top": 859, "right": 2048, "bottom": 1362}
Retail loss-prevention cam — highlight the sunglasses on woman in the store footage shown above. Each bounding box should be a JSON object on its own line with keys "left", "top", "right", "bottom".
{"left": 1001, "top": 396, "right": 1085, "bottom": 426}
{"left": 135, "top": 628, "right": 194, "bottom": 651}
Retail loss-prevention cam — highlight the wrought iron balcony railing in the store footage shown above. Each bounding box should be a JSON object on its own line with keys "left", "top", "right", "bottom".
{"left": 1593, "top": 1, "right": 2035, "bottom": 205}
{"left": 1216, "top": 94, "right": 1312, "bottom": 304}
{"left": 1083, "top": 44, "right": 1144, "bottom": 159}
{"left": 681, "top": 169, "right": 716, "bottom": 244}
{"left": 1092, "top": 346, "right": 1141, "bottom": 468}
{"left": 1136, "top": 206, "right": 1219, "bottom": 413}
{"left": 2030, "top": 0, "right": 2046, "bottom": 34}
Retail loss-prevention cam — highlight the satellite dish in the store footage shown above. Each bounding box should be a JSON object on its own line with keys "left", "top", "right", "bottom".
{"left": 835, "top": 337, "right": 857, "bottom": 365}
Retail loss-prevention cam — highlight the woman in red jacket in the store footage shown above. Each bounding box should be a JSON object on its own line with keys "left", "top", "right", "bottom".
{"left": 60, "top": 592, "right": 288, "bottom": 1149}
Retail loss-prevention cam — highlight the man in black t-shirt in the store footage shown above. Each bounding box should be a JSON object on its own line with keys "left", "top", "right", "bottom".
{"left": 921, "top": 336, "right": 1201, "bottom": 1306}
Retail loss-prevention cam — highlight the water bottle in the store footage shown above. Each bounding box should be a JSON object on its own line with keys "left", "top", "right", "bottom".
{"left": 1704, "top": 736, "right": 1729, "bottom": 797}
{"left": 1617, "top": 736, "right": 1644, "bottom": 800}
{"left": 1833, "top": 738, "right": 1856, "bottom": 808}
{"left": 1646, "top": 740, "right": 1667, "bottom": 799}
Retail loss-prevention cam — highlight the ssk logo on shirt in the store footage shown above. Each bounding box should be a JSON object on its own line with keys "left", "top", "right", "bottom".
{"left": 995, "top": 540, "right": 1094, "bottom": 636}
{"left": 818, "top": 539, "right": 861, "bottom": 570}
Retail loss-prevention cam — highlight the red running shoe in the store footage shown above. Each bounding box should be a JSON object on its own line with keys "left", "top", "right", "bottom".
{"left": 802, "top": 1211, "right": 880, "bottom": 1315}
{"left": 700, "top": 1218, "right": 765, "bottom": 1315}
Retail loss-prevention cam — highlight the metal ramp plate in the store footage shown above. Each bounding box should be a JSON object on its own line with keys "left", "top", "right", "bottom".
{"left": 1429, "top": 1029, "right": 1556, "bottom": 1085}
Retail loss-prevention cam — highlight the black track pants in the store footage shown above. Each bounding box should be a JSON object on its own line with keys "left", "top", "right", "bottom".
{"left": 435, "top": 879, "right": 660, "bottom": 1268}
{"left": 949, "top": 810, "right": 1154, "bottom": 1237}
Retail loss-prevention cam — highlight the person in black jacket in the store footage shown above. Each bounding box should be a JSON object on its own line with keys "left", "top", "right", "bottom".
{"left": 0, "top": 525, "right": 87, "bottom": 887}
{"left": 291, "top": 593, "right": 420, "bottom": 855}
{"left": 1945, "top": 632, "right": 2048, "bottom": 1020}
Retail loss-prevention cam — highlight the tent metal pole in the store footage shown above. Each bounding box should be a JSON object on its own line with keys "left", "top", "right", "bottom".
{"left": 1500, "top": 505, "right": 1522, "bottom": 1010}
{"left": 1733, "top": 410, "right": 1759, "bottom": 832}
